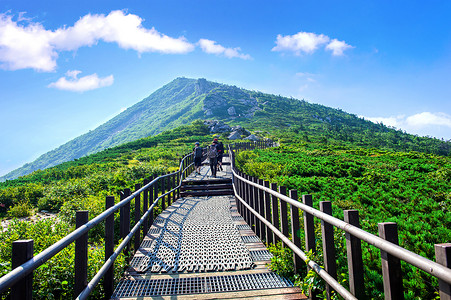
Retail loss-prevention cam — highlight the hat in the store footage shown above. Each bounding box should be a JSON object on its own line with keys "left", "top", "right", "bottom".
{"left": 195, "top": 142, "right": 200, "bottom": 145}
{"left": 213, "top": 138, "right": 218, "bottom": 141}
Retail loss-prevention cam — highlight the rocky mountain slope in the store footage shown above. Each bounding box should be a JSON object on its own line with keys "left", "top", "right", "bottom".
{"left": 2, "top": 77, "right": 449, "bottom": 181}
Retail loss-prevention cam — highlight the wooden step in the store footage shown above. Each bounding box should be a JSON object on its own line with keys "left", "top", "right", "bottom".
{"left": 181, "top": 183, "right": 233, "bottom": 191}
{"left": 180, "top": 190, "right": 234, "bottom": 197}
{"left": 183, "top": 178, "right": 232, "bottom": 185}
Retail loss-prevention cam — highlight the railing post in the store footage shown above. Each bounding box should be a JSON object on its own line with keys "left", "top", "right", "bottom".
{"left": 172, "top": 173, "right": 176, "bottom": 203}
{"left": 167, "top": 174, "right": 171, "bottom": 206}
{"left": 153, "top": 177, "right": 159, "bottom": 219}
{"left": 258, "top": 179, "right": 265, "bottom": 241}
{"left": 134, "top": 184, "right": 141, "bottom": 252}
{"left": 123, "top": 188, "right": 131, "bottom": 252}
{"left": 74, "top": 210, "right": 88, "bottom": 299}
{"left": 104, "top": 196, "right": 115, "bottom": 300}
{"left": 143, "top": 179, "right": 149, "bottom": 236}
{"left": 177, "top": 159, "right": 182, "bottom": 199}
{"left": 279, "top": 186, "right": 289, "bottom": 247}
{"left": 435, "top": 243, "right": 451, "bottom": 300}
{"left": 161, "top": 174, "right": 166, "bottom": 210}
{"left": 271, "top": 182, "right": 280, "bottom": 245}
{"left": 378, "top": 222, "right": 403, "bottom": 299}
{"left": 253, "top": 177, "right": 261, "bottom": 237}
{"left": 242, "top": 173, "right": 249, "bottom": 225}
{"left": 243, "top": 174, "right": 255, "bottom": 227}
{"left": 264, "top": 181, "right": 273, "bottom": 244}
{"left": 344, "top": 210, "right": 365, "bottom": 299}
{"left": 303, "top": 194, "right": 316, "bottom": 253}
{"left": 11, "top": 240, "right": 33, "bottom": 300}
{"left": 320, "top": 201, "right": 337, "bottom": 300}
{"left": 290, "top": 190, "right": 302, "bottom": 273}
{"left": 149, "top": 176, "right": 155, "bottom": 227}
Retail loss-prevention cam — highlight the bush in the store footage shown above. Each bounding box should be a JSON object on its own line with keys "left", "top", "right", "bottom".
{"left": 7, "top": 202, "right": 33, "bottom": 218}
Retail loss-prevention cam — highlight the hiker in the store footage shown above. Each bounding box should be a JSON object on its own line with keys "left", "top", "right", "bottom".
{"left": 214, "top": 138, "right": 224, "bottom": 171}
{"left": 207, "top": 142, "right": 218, "bottom": 177}
{"left": 193, "top": 142, "right": 203, "bottom": 174}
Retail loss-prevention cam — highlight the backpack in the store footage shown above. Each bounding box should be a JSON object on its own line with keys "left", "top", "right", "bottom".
{"left": 208, "top": 145, "right": 217, "bottom": 158}
{"left": 216, "top": 142, "right": 224, "bottom": 153}
{"left": 194, "top": 147, "right": 203, "bottom": 158}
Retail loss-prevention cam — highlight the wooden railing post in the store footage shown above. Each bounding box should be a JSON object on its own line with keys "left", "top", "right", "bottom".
{"left": 303, "top": 194, "right": 316, "bottom": 254}
{"left": 264, "top": 181, "right": 273, "bottom": 244}
{"left": 74, "top": 210, "right": 88, "bottom": 298}
{"left": 123, "top": 188, "right": 131, "bottom": 252}
{"left": 253, "top": 177, "right": 261, "bottom": 237}
{"left": 153, "top": 178, "right": 158, "bottom": 218}
{"left": 104, "top": 196, "right": 115, "bottom": 299}
{"left": 167, "top": 174, "right": 172, "bottom": 206}
{"left": 142, "top": 179, "right": 149, "bottom": 236}
{"left": 290, "top": 190, "right": 302, "bottom": 273}
{"left": 344, "top": 210, "right": 365, "bottom": 299}
{"left": 161, "top": 174, "right": 166, "bottom": 210}
{"left": 279, "top": 186, "right": 289, "bottom": 247}
{"left": 271, "top": 182, "right": 280, "bottom": 245}
{"left": 134, "top": 184, "right": 141, "bottom": 251}
{"left": 248, "top": 175, "right": 255, "bottom": 230}
{"left": 11, "top": 240, "right": 33, "bottom": 300}
{"left": 148, "top": 176, "right": 154, "bottom": 227}
{"left": 258, "top": 179, "right": 265, "bottom": 241}
{"left": 378, "top": 222, "right": 403, "bottom": 299}
{"left": 177, "top": 159, "right": 181, "bottom": 199}
{"left": 172, "top": 173, "right": 176, "bottom": 203}
{"left": 434, "top": 243, "right": 451, "bottom": 300}
{"left": 320, "top": 201, "right": 337, "bottom": 300}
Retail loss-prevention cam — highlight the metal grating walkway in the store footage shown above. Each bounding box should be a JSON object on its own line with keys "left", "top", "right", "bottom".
{"left": 112, "top": 272, "right": 293, "bottom": 298}
{"left": 115, "top": 156, "right": 305, "bottom": 299}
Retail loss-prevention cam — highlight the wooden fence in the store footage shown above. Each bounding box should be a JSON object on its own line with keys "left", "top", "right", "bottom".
{"left": 0, "top": 151, "right": 196, "bottom": 300}
{"left": 230, "top": 142, "right": 451, "bottom": 300}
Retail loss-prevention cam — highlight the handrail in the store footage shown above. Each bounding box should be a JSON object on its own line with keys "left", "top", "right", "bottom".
{"left": 0, "top": 150, "right": 195, "bottom": 297}
{"left": 232, "top": 171, "right": 451, "bottom": 285}
{"left": 229, "top": 142, "right": 451, "bottom": 298}
{"left": 233, "top": 185, "right": 357, "bottom": 300}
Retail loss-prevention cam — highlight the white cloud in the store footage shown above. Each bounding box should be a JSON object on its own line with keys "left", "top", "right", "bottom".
{"left": 325, "top": 39, "right": 354, "bottom": 56}
{"left": 198, "top": 39, "right": 251, "bottom": 60}
{"left": 363, "top": 115, "right": 405, "bottom": 128}
{"left": 0, "top": 14, "right": 56, "bottom": 71}
{"left": 52, "top": 10, "right": 194, "bottom": 54}
{"left": 362, "top": 112, "right": 451, "bottom": 139}
{"left": 406, "top": 112, "right": 451, "bottom": 127}
{"left": 0, "top": 10, "right": 195, "bottom": 72}
{"left": 272, "top": 31, "right": 353, "bottom": 56}
{"left": 48, "top": 70, "right": 114, "bottom": 92}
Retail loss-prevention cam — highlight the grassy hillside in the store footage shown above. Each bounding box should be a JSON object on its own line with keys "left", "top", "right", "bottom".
{"left": 3, "top": 77, "right": 449, "bottom": 181}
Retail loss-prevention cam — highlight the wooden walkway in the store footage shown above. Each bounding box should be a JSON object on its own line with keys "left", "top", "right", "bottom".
{"left": 112, "top": 156, "right": 305, "bottom": 299}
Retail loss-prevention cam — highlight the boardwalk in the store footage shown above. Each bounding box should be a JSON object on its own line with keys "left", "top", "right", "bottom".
{"left": 112, "top": 156, "right": 305, "bottom": 299}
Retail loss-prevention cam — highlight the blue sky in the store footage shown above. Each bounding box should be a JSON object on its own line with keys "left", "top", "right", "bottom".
{"left": 1, "top": 0, "right": 451, "bottom": 176}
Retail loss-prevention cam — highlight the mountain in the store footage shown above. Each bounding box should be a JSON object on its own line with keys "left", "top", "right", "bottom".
{"left": 2, "top": 77, "right": 450, "bottom": 181}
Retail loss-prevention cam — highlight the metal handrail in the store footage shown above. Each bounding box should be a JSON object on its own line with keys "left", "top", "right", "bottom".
{"left": 233, "top": 185, "right": 357, "bottom": 299}
{"left": 0, "top": 151, "right": 194, "bottom": 296}
{"left": 230, "top": 146, "right": 451, "bottom": 286}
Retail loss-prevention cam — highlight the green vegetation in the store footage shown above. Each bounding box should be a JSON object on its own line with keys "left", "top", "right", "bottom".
{"left": 3, "top": 77, "right": 448, "bottom": 181}
{"left": 0, "top": 121, "right": 215, "bottom": 299}
{"left": 1, "top": 77, "right": 449, "bottom": 298}
{"left": 237, "top": 136, "right": 450, "bottom": 299}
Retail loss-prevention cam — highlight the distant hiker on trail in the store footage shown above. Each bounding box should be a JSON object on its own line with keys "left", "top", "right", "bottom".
{"left": 207, "top": 142, "right": 218, "bottom": 177}
{"left": 214, "top": 138, "right": 224, "bottom": 172}
{"left": 193, "top": 142, "right": 203, "bottom": 174}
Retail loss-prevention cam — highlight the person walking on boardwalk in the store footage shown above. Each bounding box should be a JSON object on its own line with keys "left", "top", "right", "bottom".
{"left": 207, "top": 142, "right": 218, "bottom": 177}
{"left": 214, "top": 138, "right": 224, "bottom": 172}
{"left": 193, "top": 142, "right": 203, "bottom": 174}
